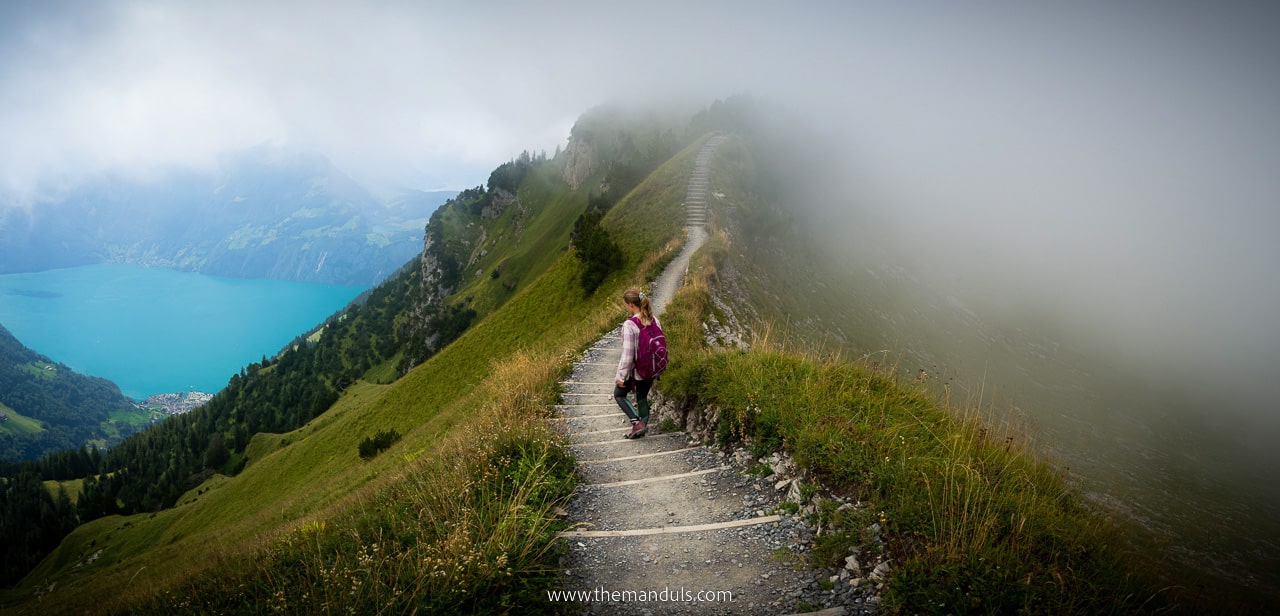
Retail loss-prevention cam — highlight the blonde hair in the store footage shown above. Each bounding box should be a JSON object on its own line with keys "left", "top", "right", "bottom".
{"left": 623, "top": 288, "right": 653, "bottom": 326}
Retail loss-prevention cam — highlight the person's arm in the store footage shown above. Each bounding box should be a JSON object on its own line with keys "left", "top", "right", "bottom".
{"left": 616, "top": 320, "right": 637, "bottom": 386}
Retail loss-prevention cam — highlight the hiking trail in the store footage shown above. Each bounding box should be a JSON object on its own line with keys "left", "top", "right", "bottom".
{"left": 554, "top": 136, "right": 873, "bottom": 615}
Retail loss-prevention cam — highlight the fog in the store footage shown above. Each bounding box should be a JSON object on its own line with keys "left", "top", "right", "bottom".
{"left": 5, "top": 2, "right": 1276, "bottom": 444}
{"left": 5, "top": 0, "right": 1277, "bottom": 460}
{"left": 4, "top": 0, "right": 1280, "bottom": 597}
{"left": 767, "top": 4, "right": 1280, "bottom": 452}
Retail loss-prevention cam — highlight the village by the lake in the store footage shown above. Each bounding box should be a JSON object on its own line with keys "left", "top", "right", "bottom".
{"left": 138, "top": 391, "right": 213, "bottom": 416}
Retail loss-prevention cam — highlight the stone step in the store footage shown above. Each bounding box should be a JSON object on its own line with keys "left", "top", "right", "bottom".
{"left": 559, "top": 384, "right": 615, "bottom": 395}
{"left": 569, "top": 431, "right": 690, "bottom": 457}
{"left": 560, "top": 392, "right": 616, "bottom": 404}
{"left": 560, "top": 515, "right": 780, "bottom": 538}
{"left": 573, "top": 430, "right": 691, "bottom": 448}
{"left": 555, "top": 403, "right": 622, "bottom": 418}
{"left": 576, "top": 446, "right": 723, "bottom": 485}
{"left": 567, "top": 466, "right": 765, "bottom": 530}
{"left": 577, "top": 446, "right": 702, "bottom": 465}
{"left": 552, "top": 413, "right": 630, "bottom": 432}
{"left": 564, "top": 367, "right": 619, "bottom": 385}
{"left": 570, "top": 425, "right": 682, "bottom": 444}
{"left": 590, "top": 466, "right": 728, "bottom": 489}
{"left": 549, "top": 412, "right": 618, "bottom": 421}
{"left": 570, "top": 426, "right": 634, "bottom": 443}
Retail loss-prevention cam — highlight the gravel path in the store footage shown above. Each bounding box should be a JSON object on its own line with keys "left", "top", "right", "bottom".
{"left": 554, "top": 137, "right": 876, "bottom": 615}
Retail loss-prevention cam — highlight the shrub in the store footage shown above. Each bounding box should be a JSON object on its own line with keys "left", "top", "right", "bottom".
{"left": 571, "top": 207, "right": 622, "bottom": 293}
{"left": 357, "top": 429, "right": 401, "bottom": 460}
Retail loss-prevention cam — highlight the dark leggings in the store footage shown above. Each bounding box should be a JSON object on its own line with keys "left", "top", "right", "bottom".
{"left": 614, "top": 379, "right": 653, "bottom": 423}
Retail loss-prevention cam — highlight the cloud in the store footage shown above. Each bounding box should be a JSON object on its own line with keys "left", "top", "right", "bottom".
{"left": 0, "top": 1, "right": 649, "bottom": 197}
{"left": 0, "top": 1, "right": 822, "bottom": 197}
{"left": 0, "top": 1, "right": 889, "bottom": 197}
{"left": 3, "top": 0, "right": 1279, "bottom": 304}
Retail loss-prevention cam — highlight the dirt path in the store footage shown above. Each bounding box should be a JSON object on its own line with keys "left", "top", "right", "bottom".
{"left": 554, "top": 137, "right": 869, "bottom": 615}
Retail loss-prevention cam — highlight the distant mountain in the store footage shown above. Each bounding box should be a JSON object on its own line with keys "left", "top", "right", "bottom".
{"left": 0, "top": 323, "right": 136, "bottom": 461}
{"left": 0, "top": 148, "right": 457, "bottom": 286}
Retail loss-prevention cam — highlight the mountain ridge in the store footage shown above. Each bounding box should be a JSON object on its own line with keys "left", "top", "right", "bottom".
{"left": 0, "top": 148, "right": 453, "bottom": 286}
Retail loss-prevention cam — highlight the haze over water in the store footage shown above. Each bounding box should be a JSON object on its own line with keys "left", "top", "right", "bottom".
{"left": 0, "top": 264, "right": 365, "bottom": 399}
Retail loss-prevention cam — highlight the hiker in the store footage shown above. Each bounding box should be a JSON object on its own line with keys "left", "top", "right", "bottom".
{"left": 615, "top": 288, "right": 667, "bottom": 438}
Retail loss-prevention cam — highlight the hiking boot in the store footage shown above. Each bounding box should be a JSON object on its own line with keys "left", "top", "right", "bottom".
{"left": 628, "top": 421, "right": 647, "bottom": 439}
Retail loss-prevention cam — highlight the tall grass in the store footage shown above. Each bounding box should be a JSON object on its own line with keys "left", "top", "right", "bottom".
{"left": 132, "top": 350, "right": 578, "bottom": 615}
{"left": 657, "top": 231, "right": 1177, "bottom": 615}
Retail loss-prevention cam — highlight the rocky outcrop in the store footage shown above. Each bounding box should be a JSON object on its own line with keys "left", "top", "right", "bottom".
{"left": 560, "top": 137, "right": 596, "bottom": 190}
{"left": 481, "top": 188, "right": 519, "bottom": 220}
{"left": 419, "top": 233, "right": 451, "bottom": 308}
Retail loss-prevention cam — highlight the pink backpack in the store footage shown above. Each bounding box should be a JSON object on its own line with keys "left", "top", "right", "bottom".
{"left": 630, "top": 316, "right": 668, "bottom": 380}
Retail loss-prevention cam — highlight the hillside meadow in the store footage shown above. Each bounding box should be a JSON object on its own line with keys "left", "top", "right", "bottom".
{"left": 1, "top": 136, "right": 705, "bottom": 615}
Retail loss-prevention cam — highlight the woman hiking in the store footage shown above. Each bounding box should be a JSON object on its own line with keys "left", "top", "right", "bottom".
{"left": 615, "top": 288, "right": 662, "bottom": 439}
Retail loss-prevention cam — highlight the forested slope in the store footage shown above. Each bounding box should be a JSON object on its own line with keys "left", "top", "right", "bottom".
{"left": 0, "top": 324, "right": 136, "bottom": 461}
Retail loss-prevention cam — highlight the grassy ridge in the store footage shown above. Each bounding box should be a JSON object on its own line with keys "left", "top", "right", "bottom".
{"left": 652, "top": 149, "right": 1175, "bottom": 613}
{"left": 2, "top": 135, "right": 704, "bottom": 614}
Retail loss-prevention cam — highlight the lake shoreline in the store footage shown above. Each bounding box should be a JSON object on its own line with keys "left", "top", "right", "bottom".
{"left": 0, "top": 263, "right": 365, "bottom": 400}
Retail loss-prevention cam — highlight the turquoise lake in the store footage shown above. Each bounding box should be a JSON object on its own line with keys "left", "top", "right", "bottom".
{"left": 0, "top": 264, "right": 366, "bottom": 399}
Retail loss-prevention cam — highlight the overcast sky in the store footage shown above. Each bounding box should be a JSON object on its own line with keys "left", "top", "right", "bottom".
{"left": 0, "top": 0, "right": 847, "bottom": 198}
{"left": 3, "top": 1, "right": 1277, "bottom": 197}
{"left": 3, "top": 2, "right": 1278, "bottom": 374}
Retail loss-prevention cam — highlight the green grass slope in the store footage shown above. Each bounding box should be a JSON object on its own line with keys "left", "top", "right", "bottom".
{"left": 1, "top": 135, "right": 708, "bottom": 615}
{"left": 450, "top": 164, "right": 589, "bottom": 316}
{"left": 0, "top": 404, "right": 44, "bottom": 436}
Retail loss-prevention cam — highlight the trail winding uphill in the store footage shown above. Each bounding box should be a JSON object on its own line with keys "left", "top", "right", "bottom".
{"left": 553, "top": 136, "right": 872, "bottom": 615}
